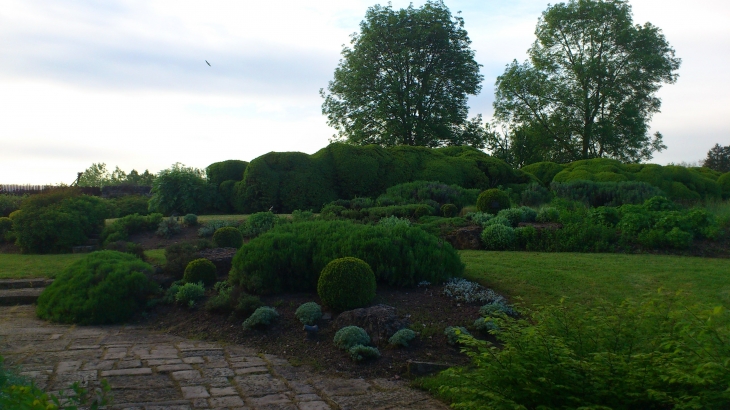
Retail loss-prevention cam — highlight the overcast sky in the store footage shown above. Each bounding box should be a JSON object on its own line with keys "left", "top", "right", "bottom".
{"left": 2, "top": 0, "right": 728, "bottom": 184}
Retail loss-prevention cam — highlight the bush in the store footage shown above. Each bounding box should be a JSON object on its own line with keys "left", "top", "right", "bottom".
{"left": 106, "top": 195, "right": 149, "bottom": 217}
{"left": 377, "top": 181, "right": 480, "bottom": 209}
{"left": 206, "top": 159, "right": 248, "bottom": 186}
{"left": 198, "top": 219, "right": 240, "bottom": 237}
{"left": 443, "top": 278, "right": 506, "bottom": 305}
{"left": 484, "top": 216, "right": 511, "bottom": 228}
{"left": 349, "top": 345, "right": 380, "bottom": 362}
{"left": 317, "top": 257, "right": 376, "bottom": 311}
{"left": 414, "top": 205, "right": 431, "bottom": 218}
{"left": 242, "top": 306, "right": 279, "bottom": 330}
{"left": 148, "top": 163, "right": 215, "bottom": 215}
{"left": 101, "top": 213, "right": 162, "bottom": 245}
{"left": 476, "top": 189, "right": 510, "bottom": 214}
{"left": 295, "top": 302, "right": 322, "bottom": 325}
{"left": 0, "top": 194, "right": 25, "bottom": 217}
{"left": 0, "top": 217, "right": 11, "bottom": 242}
{"left": 388, "top": 328, "right": 417, "bottom": 347}
{"left": 481, "top": 224, "right": 516, "bottom": 250}
{"left": 234, "top": 293, "right": 264, "bottom": 318}
{"left": 291, "top": 209, "right": 316, "bottom": 222}
{"left": 473, "top": 317, "right": 499, "bottom": 334}
{"left": 205, "top": 281, "right": 234, "bottom": 313}
{"left": 514, "top": 226, "right": 537, "bottom": 249}
{"left": 466, "top": 212, "right": 494, "bottom": 226}
{"left": 104, "top": 240, "right": 145, "bottom": 259}
{"left": 377, "top": 215, "right": 412, "bottom": 228}
{"left": 213, "top": 226, "right": 243, "bottom": 248}
{"left": 240, "top": 211, "right": 278, "bottom": 237}
{"left": 518, "top": 206, "right": 537, "bottom": 223}
{"left": 333, "top": 326, "right": 371, "bottom": 350}
{"left": 551, "top": 180, "right": 666, "bottom": 207}
{"left": 175, "top": 282, "right": 205, "bottom": 307}
{"left": 36, "top": 251, "right": 158, "bottom": 324}
{"left": 479, "top": 302, "right": 516, "bottom": 317}
{"left": 229, "top": 220, "right": 464, "bottom": 295}
{"left": 536, "top": 207, "right": 560, "bottom": 223}
{"left": 520, "top": 182, "right": 552, "bottom": 206}
{"left": 164, "top": 242, "right": 199, "bottom": 278}
{"left": 183, "top": 213, "right": 198, "bottom": 226}
{"left": 429, "top": 295, "right": 730, "bottom": 409}
{"left": 496, "top": 208, "right": 523, "bottom": 227}
{"left": 156, "top": 216, "right": 181, "bottom": 238}
{"left": 444, "top": 326, "right": 470, "bottom": 345}
{"left": 183, "top": 258, "right": 217, "bottom": 287}
{"left": 440, "top": 203, "right": 458, "bottom": 217}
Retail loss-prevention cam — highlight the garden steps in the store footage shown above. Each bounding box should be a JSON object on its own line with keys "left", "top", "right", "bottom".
{"left": 0, "top": 278, "right": 52, "bottom": 305}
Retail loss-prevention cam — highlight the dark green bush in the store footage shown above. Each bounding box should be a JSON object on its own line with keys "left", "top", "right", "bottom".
{"left": 101, "top": 213, "right": 163, "bottom": 245}
{"left": 536, "top": 207, "right": 560, "bottom": 223}
{"left": 476, "top": 189, "right": 510, "bottom": 214}
{"left": 12, "top": 189, "right": 108, "bottom": 253}
{"left": 213, "top": 226, "right": 243, "bottom": 248}
{"left": 149, "top": 163, "right": 215, "bottom": 215}
{"left": 349, "top": 345, "right": 380, "bottom": 362}
{"left": 0, "top": 194, "right": 25, "bottom": 217}
{"left": 441, "top": 204, "right": 458, "bottom": 217}
{"left": 295, "top": 302, "right": 322, "bottom": 325}
{"left": 183, "top": 213, "right": 198, "bottom": 226}
{"left": 175, "top": 282, "right": 205, "bottom": 307}
{"left": 164, "top": 242, "right": 199, "bottom": 278}
{"left": 0, "top": 217, "right": 11, "bottom": 242}
{"left": 206, "top": 160, "right": 248, "bottom": 186}
{"left": 317, "top": 257, "right": 376, "bottom": 311}
{"left": 106, "top": 195, "right": 149, "bottom": 217}
{"left": 229, "top": 220, "right": 464, "bottom": 295}
{"left": 551, "top": 180, "right": 665, "bottom": 207}
{"left": 417, "top": 217, "right": 469, "bottom": 237}
{"left": 205, "top": 281, "right": 235, "bottom": 314}
{"left": 183, "top": 258, "right": 217, "bottom": 287}
{"left": 389, "top": 328, "right": 417, "bottom": 347}
{"left": 156, "top": 216, "right": 181, "bottom": 238}
{"left": 242, "top": 306, "right": 279, "bottom": 329}
{"left": 481, "top": 224, "right": 516, "bottom": 250}
{"left": 520, "top": 182, "right": 553, "bottom": 206}
{"left": 234, "top": 293, "right": 264, "bottom": 318}
{"left": 521, "top": 161, "right": 566, "bottom": 185}
{"left": 377, "top": 181, "right": 480, "bottom": 209}
{"left": 414, "top": 205, "right": 431, "bottom": 218}
{"left": 497, "top": 208, "right": 524, "bottom": 227}
{"left": 334, "top": 326, "right": 371, "bottom": 350}
{"left": 36, "top": 251, "right": 158, "bottom": 324}
{"left": 104, "top": 240, "right": 145, "bottom": 259}
{"left": 240, "top": 211, "right": 278, "bottom": 237}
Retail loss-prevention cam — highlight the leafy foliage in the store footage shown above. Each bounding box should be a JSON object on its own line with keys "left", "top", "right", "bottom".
{"left": 317, "top": 257, "right": 376, "bottom": 312}
{"left": 444, "top": 326, "right": 470, "bottom": 346}
{"left": 36, "top": 251, "right": 158, "bottom": 324}
{"left": 206, "top": 160, "right": 248, "bottom": 186}
{"left": 377, "top": 181, "right": 480, "bottom": 210}
{"left": 333, "top": 326, "right": 371, "bottom": 350}
{"left": 481, "top": 224, "right": 516, "bottom": 250}
{"left": 213, "top": 226, "right": 243, "bottom": 248}
{"left": 175, "top": 282, "right": 205, "bottom": 307}
{"left": 148, "top": 163, "right": 214, "bottom": 215}
{"left": 155, "top": 216, "right": 181, "bottom": 239}
{"left": 183, "top": 258, "right": 217, "bottom": 287}
{"left": 242, "top": 306, "right": 279, "bottom": 330}
{"left": 294, "top": 302, "right": 323, "bottom": 326}
{"left": 239, "top": 211, "right": 278, "bottom": 238}
{"left": 703, "top": 143, "right": 730, "bottom": 173}
{"left": 0, "top": 194, "right": 25, "bottom": 217}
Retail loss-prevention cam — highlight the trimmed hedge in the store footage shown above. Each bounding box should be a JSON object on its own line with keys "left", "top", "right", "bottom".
{"left": 206, "top": 160, "right": 248, "bottom": 187}
{"left": 550, "top": 180, "right": 664, "bottom": 207}
{"left": 476, "top": 189, "right": 510, "bottom": 214}
{"left": 184, "top": 258, "right": 217, "bottom": 287}
{"left": 213, "top": 226, "right": 243, "bottom": 248}
{"left": 229, "top": 220, "right": 464, "bottom": 295}
{"left": 317, "top": 257, "right": 376, "bottom": 311}
{"left": 36, "top": 251, "right": 158, "bottom": 324}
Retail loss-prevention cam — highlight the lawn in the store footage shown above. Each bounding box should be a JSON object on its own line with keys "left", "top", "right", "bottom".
{"left": 461, "top": 250, "right": 730, "bottom": 307}
{"left": 0, "top": 250, "right": 167, "bottom": 279}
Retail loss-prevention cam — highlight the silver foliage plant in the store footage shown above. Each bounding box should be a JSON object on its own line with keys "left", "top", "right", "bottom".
{"left": 442, "top": 278, "right": 506, "bottom": 305}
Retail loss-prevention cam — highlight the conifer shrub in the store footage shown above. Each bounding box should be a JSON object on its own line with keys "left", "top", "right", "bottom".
{"left": 183, "top": 213, "right": 198, "bottom": 226}
{"left": 242, "top": 307, "right": 279, "bottom": 330}
{"left": 349, "top": 345, "right": 380, "bottom": 362}
{"left": 295, "top": 302, "right": 322, "bottom": 325}
{"left": 36, "top": 251, "right": 158, "bottom": 324}
{"left": 229, "top": 220, "right": 463, "bottom": 295}
{"left": 476, "top": 189, "right": 510, "bottom": 214}
{"left": 334, "top": 326, "right": 370, "bottom": 350}
{"left": 184, "top": 258, "right": 217, "bottom": 287}
{"left": 213, "top": 226, "right": 243, "bottom": 248}
{"left": 481, "top": 224, "right": 516, "bottom": 250}
{"left": 440, "top": 203, "right": 458, "bottom": 217}
{"left": 240, "top": 211, "right": 278, "bottom": 237}
{"left": 317, "top": 257, "right": 376, "bottom": 311}
{"left": 388, "top": 328, "right": 417, "bottom": 347}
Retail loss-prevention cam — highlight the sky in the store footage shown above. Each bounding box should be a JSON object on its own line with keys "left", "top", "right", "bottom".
{"left": 1, "top": 0, "right": 728, "bottom": 184}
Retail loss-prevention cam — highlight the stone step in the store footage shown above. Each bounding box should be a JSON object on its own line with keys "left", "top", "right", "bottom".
{"left": 0, "top": 287, "right": 45, "bottom": 305}
{"left": 0, "top": 278, "right": 53, "bottom": 290}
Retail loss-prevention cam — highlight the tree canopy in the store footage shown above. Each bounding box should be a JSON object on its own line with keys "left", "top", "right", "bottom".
{"left": 703, "top": 143, "right": 730, "bottom": 173}
{"left": 492, "top": 0, "right": 681, "bottom": 165}
{"left": 77, "top": 163, "right": 155, "bottom": 187}
{"left": 148, "top": 163, "right": 213, "bottom": 215}
{"left": 321, "top": 1, "right": 484, "bottom": 148}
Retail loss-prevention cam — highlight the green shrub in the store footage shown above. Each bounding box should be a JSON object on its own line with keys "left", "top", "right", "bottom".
{"left": 148, "top": 163, "right": 215, "bottom": 215}
{"left": 164, "top": 242, "right": 199, "bottom": 278}
{"left": 473, "top": 317, "right": 499, "bottom": 334}
{"left": 440, "top": 203, "right": 458, "bottom": 217}
{"left": 444, "top": 326, "right": 470, "bottom": 345}
{"left": 294, "top": 302, "right": 322, "bottom": 325}
{"left": 377, "top": 180, "right": 480, "bottom": 209}
{"left": 175, "top": 282, "right": 205, "bottom": 307}
{"left": 234, "top": 293, "right": 263, "bottom": 318}
{"left": 520, "top": 182, "right": 553, "bottom": 206}
{"left": 213, "top": 226, "right": 243, "bottom": 248}
{"left": 183, "top": 258, "right": 217, "bottom": 287}
{"left": 518, "top": 206, "right": 537, "bottom": 222}
{"left": 377, "top": 215, "right": 412, "bottom": 228}
{"left": 665, "top": 227, "right": 693, "bottom": 249}
{"left": 240, "top": 211, "right": 278, "bottom": 237}
{"left": 333, "top": 326, "right": 370, "bottom": 350}
{"left": 104, "top": 240, "right": 145, "bottom": 259}
{"left": 484, "top": 216, "right": 511, "bottom": 227}
{"left": 156, "top": 216, "right": 181, "bottom": 238}
{"left": 291, "top": 209, "right": 316, "bottom": 222}
{"left": 0, "top": 217, "right": 11, "bottom": 242}
{"left": 0, "top": 194, "right": 25, "bottom": 217}
{"left": 349, "top": 345, "right": 380, "bottom": 362}
{"left": 414, "top": 205, "right": 431, "bottom": 218}
{"left": 719, "top": 172, "right": 730, "bottom": 199}
{"left": 479, "top": 302, "right": 516, "bottom": 317}
{"left": 466, "top": 211, "right": 494, "bottom": 226}
{"left": 204, "top": 281, "right": 234, "bottom": 313}
{"left": 206, "top": 159, "right": 248, "bottom": 186}
{"left": 496, "top": 208, "right": 523, "bottom": 227}
{"left": 163, "top": 280, "right": 184, "bottom": 304}
{"left": 229, "top": 220, "right": 463, "bottom": 294}
{"left": 388, "top": 328, "right": 417, "bottom": 347}
{"left": 36, "top": 251, "right": 158, "bottom": 324}
{"left": 361, "top": 204, "right": 435, "bottom": 221}
{"left": 183, "top": 213, "right": 198, "bottom": 226}
{"left": 106, "top": 195, "right": 149, "bottom": 217}
{"left": 476, "top": 189, "right": 510, "bottom": 214}
{"left": 551, "top": 180, "right": 665, "bottom": 207}
{"left": 481, "top": 224, "right": 516, "bottom": 250}
{"left": 429, "top": 296, "right": 730, "bottom": 409}
{"left": 514, "top": 226, "right": 537, "bottom": 249}
{"left": 242, "top": 306, "right": 279, "bottom": 329}
{"left": 522, "top": 161, "right": 566, "bottom": 185}
{"left": 536, "top": 207, "right": 560, "bottom": 223}
{"left": 317, "top": 257, "right": 376, "bottom": 311}
{"left": 198, "top": 219, "right": 239, "bottom": 237}
{"left": 101, "top": 213, "right": 162, "bottom": 244}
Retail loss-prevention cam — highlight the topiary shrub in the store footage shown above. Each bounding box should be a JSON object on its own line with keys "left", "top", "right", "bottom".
{"left": 175, "top": 282, "right": 205, "bottom": 308}
{"left": 476, "top": 189, "right": 510, "bottom": 214}
{"left": 295, "top": 302, "right": 322, "bottom": 325}
{"left": 444, "top": 326, "right": 471, "bottom": 345}
{"left": 388, "top": 328, "right": 417, "bottom": 347}
{"left": 414, "top": 205, "right": 432, "bottom": 218}
{"left": 333, "top": 326, "right": 371, "bottom": 350}
{"left": 183, "top": 214, "right": 198, "bottom": 226}
{"left": 242, "top": 306, "right": 279, "bottom": 330}
{"left": 440, "top": 203, "right": 458, "bottom": 217}
{"left": 213, "top": 226, "right": 243, "bottom": 248}
{"left": 482, "top": 224, "right": 517, "bottom": 251}
{"left": 317, "top": 257, "right": 376, "bottom": 311}
{"left": 349, "top": 345, "right": 380, "bottom": 362}
{"left": 183, "top": 258, "right": 217, "bottom": 287}
{"left": 36, "top": 251, "right": 158, "bottom": 324}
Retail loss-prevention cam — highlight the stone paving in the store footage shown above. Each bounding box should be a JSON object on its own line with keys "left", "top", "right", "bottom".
{"left": 0, "top": 305, "right": 448, "bottom": 409}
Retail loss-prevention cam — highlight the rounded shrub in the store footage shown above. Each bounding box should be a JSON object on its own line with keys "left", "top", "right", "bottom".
{"left": 518, "top": 206, "right": 538, "bottom": 223}
{"left": 242, "top": 306, "right": 279, "bottom": 330}
{"left": 497, "top": 208, "right": 523, "bottom": 227}
{"left": 444, "top": 326, "right": 471, "bottom": 345}
{"left": 183, "top": 213, "right": 198, "bottom": 226}
{"left": 333, "top": 326, "right": 370, "bottom": 350}
{"left": 295, "top": 302, "right": 322, "bottom": 325}
{"left": 36, "top": 251, "right": 158, "bottom": 325}
{"left": 476, "top": 189, "right": 510, "bottom": 214}
{"left": 536, "top": 207, "right": 561, "bottom": 223}
{"left": 317, "top": 257, "right": 376, "bottom": 311}
{"left": 481, "top": 224, "right": 516, "bottom": 250}
{"left": 213, "top": 226, "right": 243, "bottom": 248}
{"left": 414, "top": 205, "right": 431, "bottom": 218}
{"left": 175, "top": 282, "right": 205, "bottom": 307}
{"left": 349, "top": 345, "right": 380, "bottom": 362}
{"left": 183, "top": 258, "right": 217, "bottom": 287}
{"left": 473, "top": 317, "right": 499, "bottom": 334}
{"left": 388, "top": 328, "right": 417, "bottom": 347}
{"left": 440, "top": 203, "right": 458, "bottom": 217}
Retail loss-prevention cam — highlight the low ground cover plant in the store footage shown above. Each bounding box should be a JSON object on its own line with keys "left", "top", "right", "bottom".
{"left": 242, "top": 306, "right": 279, "bottom": 329}
{"left": 36, "top": 251, "right": 159, "bottom": 324}
{"left": 294, "top": 302, "right": 322, "bottom": 325}
{"left": 388, "top": 328, "right": 417, "bottom": 347}
{"left": 334, "top": 326, "right": 371, "bottom": 350}
{"left": 229, "top": 220, "right": 464, "bottom": 294}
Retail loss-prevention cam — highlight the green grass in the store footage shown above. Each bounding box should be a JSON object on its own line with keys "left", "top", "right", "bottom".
{"left": 0, "top": 250, "right": 167, "bottom": 279}
{"left": 460, "top": 250, "right": 730, "bottom": 307}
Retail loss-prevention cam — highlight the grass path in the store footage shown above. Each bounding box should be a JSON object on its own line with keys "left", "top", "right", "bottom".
{"left": 0, "top": 254, "right": 85, "bottom": 279}
{"left": 460, "top": 250, "right": 730, "bottom": 307}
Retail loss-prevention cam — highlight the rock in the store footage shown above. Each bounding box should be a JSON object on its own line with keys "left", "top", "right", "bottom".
{"left": 443, "top": 226, "right": 483, "bottom": 250}
{"left": 333, "top": 304, "right": 410, "bottom": 345}
{"left": 198, "top": 247, "right": 238, "bottom": 276}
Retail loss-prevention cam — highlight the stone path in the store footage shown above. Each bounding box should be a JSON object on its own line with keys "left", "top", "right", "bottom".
{"left": 0, "top": 305, "right": 448, "bottom": 410}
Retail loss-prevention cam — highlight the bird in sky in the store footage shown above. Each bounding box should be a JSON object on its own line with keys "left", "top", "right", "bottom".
{"left": 205, "top": 60, "right": 211, "bottom": 66}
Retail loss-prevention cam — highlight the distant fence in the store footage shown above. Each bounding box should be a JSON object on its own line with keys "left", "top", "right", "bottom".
{"left": 0, "top": 185, "right": 101, "bottom": 196}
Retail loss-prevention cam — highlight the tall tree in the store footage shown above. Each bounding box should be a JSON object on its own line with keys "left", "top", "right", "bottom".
{"left": 493, "top": 0, "right": 680, "bottom": 163}
{"left": 703, "top": 143, "right": 730, "bottom": 173}
{"left": 321, "top": 1, "right": 484, "bottom": 148}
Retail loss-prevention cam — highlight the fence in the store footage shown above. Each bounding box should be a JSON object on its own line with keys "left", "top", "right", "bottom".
{"left": 0, "top": 185, "right": 102, "bottom": 196}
